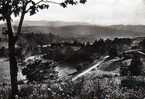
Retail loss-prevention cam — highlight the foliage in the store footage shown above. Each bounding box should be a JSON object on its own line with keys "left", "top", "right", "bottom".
{"left": 139, "top": 39, "right": 145, "bottom": 52}
{"left": 128, "top": 55, "right": 143, "bottom": 76}
{"left": 0, "top": 0, "right": 87, "bottom": 19}
{"left": 0, "top": 76, "right": 145, "bottom": 99}
{"left": 22, "top": 59, "right": 58, "bottom": 82}
{"left": 0, "top": 47, "right": 6, "bottom": 57}
{"left": 121, "top": 78, "right": 145, "bottom": 89}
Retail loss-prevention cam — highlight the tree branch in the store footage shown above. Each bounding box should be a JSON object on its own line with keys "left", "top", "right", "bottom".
{"left": 25, "top": 0, "right": 60, "bottom": 12}
{"left": 41, "top": 0, "right": 61, "bottom": 5}
{"left": 14, "top": 12, "right": 25, "bottom": 44}
{"left": 6, "top": 16, "right": 15, "bottom": 45}
{"left": 14, "top": 3, "right": 27, "bottom": 44}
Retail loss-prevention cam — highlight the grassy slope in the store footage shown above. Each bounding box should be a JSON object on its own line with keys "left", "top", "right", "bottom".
{"left": 0, "top": 58, "right": 10, "bottom": 84}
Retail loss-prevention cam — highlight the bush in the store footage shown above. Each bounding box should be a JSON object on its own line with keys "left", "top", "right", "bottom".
{"left": 22, "top": 59, "right": 58, "bottom": 82}
{"left": 121, "top": 78, "right": 145, "bottom": 89}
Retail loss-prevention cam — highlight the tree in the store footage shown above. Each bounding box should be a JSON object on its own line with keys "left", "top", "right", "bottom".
{"left": 0, "top": 0, "right": 87, "bottom": 98}
{"left": 128, "top": 54, "right": 143, "bottom": 76}
{"left": 22, "top": 59, "right": 58, "bottom": 82}
{"left": 140, "top": 39, "right": 145, "bottom": 52}
{"left": 108, "top": 47, "right": 117, "bottom": 58}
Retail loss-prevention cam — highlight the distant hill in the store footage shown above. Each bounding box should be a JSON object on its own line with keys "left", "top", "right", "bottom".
{"left": 15, "top": 21, "right": 90, "bottom": 27}
{"left": 1, "top": 21, "right": 145, "bottom": 41}
{"left": 109, "top": 25, "right": 145, "bottom": 34}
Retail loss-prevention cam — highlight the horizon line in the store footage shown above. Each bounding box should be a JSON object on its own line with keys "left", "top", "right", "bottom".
{"left": 1, "top": 20, "right": 145, "bottom": 26}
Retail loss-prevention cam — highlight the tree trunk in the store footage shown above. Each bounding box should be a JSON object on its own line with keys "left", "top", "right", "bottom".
{"left": 8, "top": 40, "right": 18, "bottom": 99}
{"left": 6, "top": 18, "right": 18, "bottom": 99}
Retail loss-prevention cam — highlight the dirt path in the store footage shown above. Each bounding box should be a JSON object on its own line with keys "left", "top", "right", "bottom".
{"left": 55, "top": 66, "right": 77, "bottom": 80}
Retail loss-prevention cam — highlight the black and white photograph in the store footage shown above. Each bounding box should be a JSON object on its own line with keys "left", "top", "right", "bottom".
{"left": 0, "top": 0, "right": 145, "bottom": 99}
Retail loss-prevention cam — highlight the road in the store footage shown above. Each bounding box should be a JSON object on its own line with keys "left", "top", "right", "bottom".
{"left": 55, "top": 66, "right": 77, "bottom": 80}
{"left": 72, "top": 56, "right": 110, "bottom": 81}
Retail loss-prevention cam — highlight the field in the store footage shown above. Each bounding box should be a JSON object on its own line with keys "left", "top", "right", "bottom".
{"left": 0, "top": 58, "right": 10, "bottom": 84}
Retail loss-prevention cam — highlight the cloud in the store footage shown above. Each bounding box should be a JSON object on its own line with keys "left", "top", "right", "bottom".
{"left": 16, "top": 0, "right": 145, "bottom": 25}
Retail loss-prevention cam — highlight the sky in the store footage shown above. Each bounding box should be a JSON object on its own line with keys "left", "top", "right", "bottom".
{"left": 4, "top": 0, "right": 145, "bottom": 25}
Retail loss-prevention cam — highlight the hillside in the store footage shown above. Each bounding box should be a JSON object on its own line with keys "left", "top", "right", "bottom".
{"left": 110, "top": 25, "right": 145, "bottom": 34}
{"left": 1, "top": 21, "right": 145, "bottom": 41}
